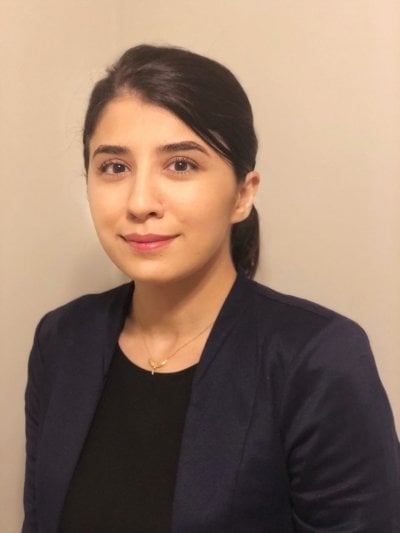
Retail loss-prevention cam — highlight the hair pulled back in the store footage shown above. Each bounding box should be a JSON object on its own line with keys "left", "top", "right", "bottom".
{"left": 83, "top": 44, "right": 259, "bottom": 278}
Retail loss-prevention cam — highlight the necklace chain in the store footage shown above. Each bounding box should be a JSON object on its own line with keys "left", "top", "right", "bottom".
{"left": 136, "top": 318, "right": 214, "bottom": 375}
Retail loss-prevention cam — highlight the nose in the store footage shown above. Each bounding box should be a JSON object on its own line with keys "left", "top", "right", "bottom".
{"left": 126, "top": 169, "right": 163, "bottom": 221}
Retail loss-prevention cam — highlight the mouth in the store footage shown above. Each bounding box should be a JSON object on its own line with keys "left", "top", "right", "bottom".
{"left": 121, "top": 233, "right": 179, "bottom": 252}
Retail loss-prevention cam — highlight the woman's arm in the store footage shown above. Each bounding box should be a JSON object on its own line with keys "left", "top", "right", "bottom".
{"left": 279, "top": 317, "right": 400, "bottom": 532}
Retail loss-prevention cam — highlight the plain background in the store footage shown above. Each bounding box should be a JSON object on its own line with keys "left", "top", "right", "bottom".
{"left": 1, "top": 1, "right": 399, "bottom": 530}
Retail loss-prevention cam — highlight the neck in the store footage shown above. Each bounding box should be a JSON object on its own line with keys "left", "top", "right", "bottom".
{"left": 130, "top": 262, "right": 237, "bottom": 337}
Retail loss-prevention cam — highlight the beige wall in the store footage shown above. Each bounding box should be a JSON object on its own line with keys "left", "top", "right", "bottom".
{"left": 1, "top": 1, "right": 399, "bottom": 530}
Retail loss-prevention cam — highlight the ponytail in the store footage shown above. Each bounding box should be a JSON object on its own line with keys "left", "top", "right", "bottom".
{"left": 231, "top": 205, "right": 259, "bottom": 279}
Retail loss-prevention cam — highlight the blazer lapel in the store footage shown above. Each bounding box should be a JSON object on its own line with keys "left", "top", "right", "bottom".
{"left": 37, "top": 283, "right": 133, "bottom": 532}
{"left": 172, "top": 273, "right": 261, "bottom": 532}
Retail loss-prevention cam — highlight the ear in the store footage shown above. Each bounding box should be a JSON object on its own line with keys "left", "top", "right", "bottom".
{"left": 230, "top": 170, "right": 260, "bottom": 223}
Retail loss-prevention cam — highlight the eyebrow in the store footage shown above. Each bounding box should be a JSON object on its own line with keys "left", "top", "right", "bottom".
{"left": 91, "top": 140, "right": 209, "bottom": 160}
{"left": 92, "top": 145, "right": 130, "bottom": 159}
{"left": 157, "top": 141, "right": 209, "bottom": 155}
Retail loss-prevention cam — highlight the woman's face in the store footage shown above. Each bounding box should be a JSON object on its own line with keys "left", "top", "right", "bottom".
{"left": 87, "top": 94, "right": 258, "bottom": 285}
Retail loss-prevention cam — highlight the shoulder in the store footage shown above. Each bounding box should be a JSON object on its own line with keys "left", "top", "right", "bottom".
{"left": 41, "top": 282, "right": 132, "bottom": 323}
{"left": 242, "top": 276, "right": 368, "bottom": 352}
{"left": 34, "top": 282, "right": 133, "bottom": 345}
{"left": 247, "top": 276, "right": 348, "bottom": 321}
{"left": 245, "top": 280, "right": 386, "bottom": 419}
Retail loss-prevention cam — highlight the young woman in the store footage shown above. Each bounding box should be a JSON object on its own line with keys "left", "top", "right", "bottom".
{"left": 23, "top": 45, "right": 400, "bottom": 532}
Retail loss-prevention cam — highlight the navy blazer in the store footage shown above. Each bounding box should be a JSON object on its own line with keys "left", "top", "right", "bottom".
{"left": 23, "top": 273, "right": 400, "bottom": 532}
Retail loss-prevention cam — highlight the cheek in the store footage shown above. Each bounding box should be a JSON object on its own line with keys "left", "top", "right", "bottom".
{"left": 88, "top": 185, "right": 121, "bottom": 222}
{"left": 177, "top": 180, "right": 237, "bottom": 223}
{"left": 88, "top": 199, "right": 116, "bottom": 239}
{"left": 202, "top": 194, "right": 238, "bottom": 226}
{"left": 177, "top": 196, "right": 237, "bottom": 241}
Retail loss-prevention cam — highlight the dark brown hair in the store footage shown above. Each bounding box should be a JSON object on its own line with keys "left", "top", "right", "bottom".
{"left": 83, "top": 44, "right": 259, "bottom": 278}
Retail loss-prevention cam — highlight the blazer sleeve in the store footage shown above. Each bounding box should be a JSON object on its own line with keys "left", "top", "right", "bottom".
{"left": 22, "top": 315, "right": 47, "bottom": 533}
{"left": 278, "top": 317, "right": 400, "bottom": 532}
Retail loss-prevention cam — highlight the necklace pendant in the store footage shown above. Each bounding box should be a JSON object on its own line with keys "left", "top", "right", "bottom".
{"left": 148, "top": 358, "right": 168, "bottom": 375}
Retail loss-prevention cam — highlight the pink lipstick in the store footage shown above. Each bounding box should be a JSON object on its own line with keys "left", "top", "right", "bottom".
{"left": 122, "top": 233, "right": 178, "bottom": 252}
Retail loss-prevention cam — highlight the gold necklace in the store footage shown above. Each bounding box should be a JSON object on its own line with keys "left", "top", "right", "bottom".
{"left": 136, "top": 318, "right": 215, "bottom": 375}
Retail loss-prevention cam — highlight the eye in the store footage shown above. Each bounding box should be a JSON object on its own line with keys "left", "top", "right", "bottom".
{"left": 99, "top": 161, "right": 129, "bottom": 174}
{"left": 166, "top": 157, "right": 197, "bottom": 173}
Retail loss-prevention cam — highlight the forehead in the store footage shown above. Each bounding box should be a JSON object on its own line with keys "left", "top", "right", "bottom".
{"left": 89, "top": 95, "right": 204, "bottom": 150}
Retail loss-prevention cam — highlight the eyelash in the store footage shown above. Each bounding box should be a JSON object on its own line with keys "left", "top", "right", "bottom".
{"left": 166, "top": 157, "right": 198, "bottom": 174}
{"left": 98, "top": 157, "right": 198, "bottom": 176}
{"left": 99, "top": 161, "right": 128, "bottom": 175}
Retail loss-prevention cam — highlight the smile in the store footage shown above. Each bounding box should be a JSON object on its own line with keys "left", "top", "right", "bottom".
{"left": 122, "top": 233, "right": 178, "bottom": 252}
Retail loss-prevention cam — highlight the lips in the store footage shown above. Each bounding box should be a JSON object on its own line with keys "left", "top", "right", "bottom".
{"left": 122, "top": 233, "right": 178, "bottom": 251}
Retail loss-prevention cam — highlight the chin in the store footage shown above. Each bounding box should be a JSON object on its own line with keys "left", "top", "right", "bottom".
{"left": 103, "top": 240, "right": 233, "bottom": 287}
{"left": 115, "top": 259, "right": 221, "bottom": 287}
{"left": 109, "top": 259, "right": 184, "bottom": 285}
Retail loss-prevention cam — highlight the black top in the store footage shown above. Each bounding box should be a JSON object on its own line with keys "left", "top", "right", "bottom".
{"left": 60, "top": 344, "right": 197, "bottom": 533}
